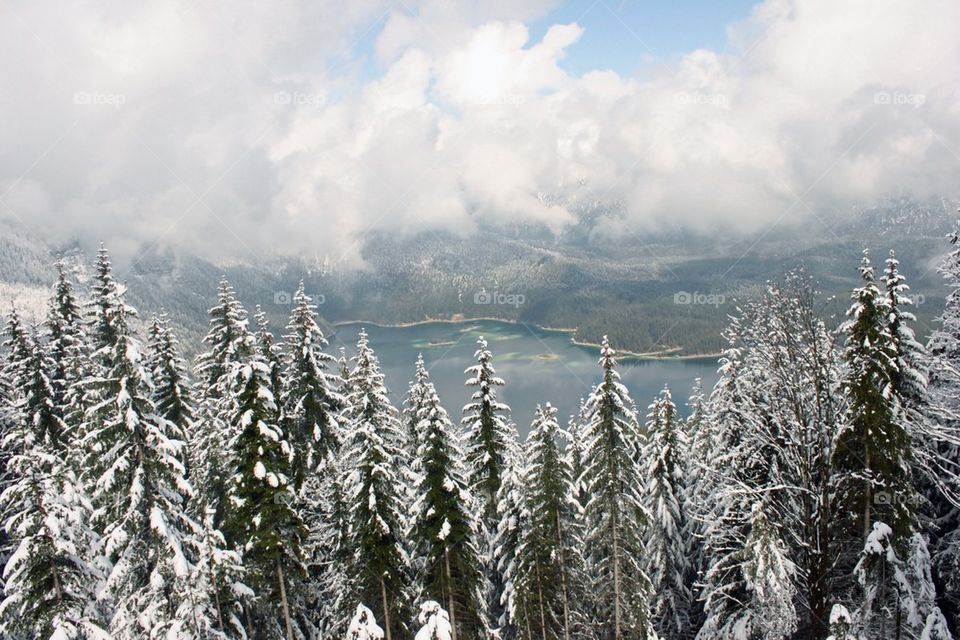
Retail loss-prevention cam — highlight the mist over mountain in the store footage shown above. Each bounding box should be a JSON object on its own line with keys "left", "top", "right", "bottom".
{"left": 2, "top": 193, "right": 954, "bottom": 357}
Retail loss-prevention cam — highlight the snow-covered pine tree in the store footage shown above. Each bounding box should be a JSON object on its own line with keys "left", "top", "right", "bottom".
{"left": 282, "top": 282, "right": 343, "bottom": 491}
{"left": 194, "top": 277, "right": 255, "bottom": 525}
{"left": 513, "top": 403, "right": 588, "bottom": 640}
{"left": 642, "top": 386, "right": 693, "bottom": 639}
{"left": 580, "top": 337, "right": 655, "bottom": 640}
{"left": 309, "top": 452, "right": 355, "bottom": 638}
{"left": 566, "top": 399, "right": 590, "bottom": 513}
{"left": 45, "top": 260, "right": 88, "bottom": 441}
{"left": 415, "top": 601, "right": 453, "bottom": 640}
{"left": 403, "top": 354, "right": 432, "bottom": 462}
{"left": 833, "top": 250, "right": 949, "bottom": 638}
{"left": 494, "top": 430, "right": 526, "bottom": 639}
{"left": 740, "top": 502, "right": 798, "bottom": 640}
{"left": 221, "top": 337, "right": 305, "bottom": 640}
{"left": 884, "top": 250, "right": 928, "bottom": 417}
{"left": 410, "top": 376, "right": 487, "bottom": 640}
{"left": 347, "top": 604, "right": 385, "bottom": 640}
{"left": 825, "top": 604, "right": 856, "bottom": 640}
{"left": 81, "top": 296, "right": 202, "bottom": 638}
{"left": 0, "top": 343, "right": 104, "bottom": 639}
{"left": 88, "top": 244, "right": 135, "bottom": 365}
{"left": 343, "top": 330, "right": 411, "bottom": 640}
{"left": 146, "top": 314, "right": 197, "bottom": 470}
{"left": 462, "top": 337, "right": 515, "bottom": 629}
{"left": 254, "top": 306, "right": 285, "bottom": 412}
{"left": 926, "top": 221, "right": 960, "bottom": 632}
{"left": 462, "top": 337, "right": 513, "bottom": 525}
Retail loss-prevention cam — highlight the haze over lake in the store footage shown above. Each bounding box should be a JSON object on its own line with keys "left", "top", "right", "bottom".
{"left": 331, "top": 319, "right": 720, "bottom": 432}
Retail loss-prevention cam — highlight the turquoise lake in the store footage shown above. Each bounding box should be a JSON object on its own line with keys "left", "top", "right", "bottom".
{"left": 328, "top": 319, "right": 720, "bottom": 433}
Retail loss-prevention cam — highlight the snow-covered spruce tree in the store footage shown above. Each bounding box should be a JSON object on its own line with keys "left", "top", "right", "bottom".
{"left": 415, "top": 601, "right": 454, "bottom": 640}
{"left": 146, "top": 314, "right": 197, "bottom": 467}
{"left": 566, "top": 399, "right": 590, "bottom": 513}
{"left": 580, "top": 336, "right": 655, "bottom": 640}
{"left": 309, "top": 452, "right": 355, "bottom": 638}
{"left": 193, "top": 277, "right": 255, "bottom": 525}
{"left": 410, "top": 376, "right": 487, "bottom": 640}
{"left": 462, "top": 337, "right": 515, "bottom": 628}
{"left": 825, "top": 604, "right": 856, "bottom": 640}
{"left": 403, "top": 353, "right": 432, "bottom": 462}
{"left": 343, "top": 330, "right": 411, "bottom": 640}
{"left": 346, "top": 604, "right": 385, "bottom": 640}
{"left": 513, "top": 403, "right": 589, "bottom": 640}
{"left": 926, "top": 221, "right": 960, "bottom": 632}
{"left": 463, "top": 337, "right": 513, "bottom": 525}
{"left": 853, "top": 522, "right": 951, "bottom": 640}
{"left": 221, "top": 339, "right": 306, "bottom": 640}
{"left": 282, "top": 282, "right": 343, "bottom": 491}
{"left": 695, "top": 272, "right": 860, "bottom": 639}
{"left": 642, "top": 386, "right": 693, "bottom": 639}
{"left": 682, "top": 378, "right": 709, "bottom": 634}
{"left": 88, "top": 244, "right": 135, "bottom": 365}
{"left": 740, "top": 501, "right": 798, "bottom": 640}
{"left": 832, "top": 250, "right": 949, "bottom": 639}
{"left": 254, "top": 306, "right": 285, "bottom": 413}
{"left": 0, "top": 353, "right": 104, "bottom": 639}
{"left": 45, "top": 260, "right": 89, "bottom": 440}
{"left": 494, "top": 431, "right": 526, "bottom": 639}
{"left": 81, "top": 298, "right": 204, "bottom": 638}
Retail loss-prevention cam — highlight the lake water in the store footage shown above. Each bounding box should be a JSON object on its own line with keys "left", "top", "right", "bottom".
{"left": 329, "top": 319, "right": 720, "bottom": 435}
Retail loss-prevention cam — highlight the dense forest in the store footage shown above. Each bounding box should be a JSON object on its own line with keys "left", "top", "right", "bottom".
{"left": 1, "top": 223, "right": 959, "bottom": 640}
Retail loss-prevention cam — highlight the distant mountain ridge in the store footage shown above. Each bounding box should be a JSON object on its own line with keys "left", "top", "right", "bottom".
{"left": 0, "top": 194, "right": 955, "bottom": 357}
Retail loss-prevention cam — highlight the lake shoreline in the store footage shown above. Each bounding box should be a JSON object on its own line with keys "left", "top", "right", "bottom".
{"left": 332, "top": 317, "right": 721, "bottom": 361}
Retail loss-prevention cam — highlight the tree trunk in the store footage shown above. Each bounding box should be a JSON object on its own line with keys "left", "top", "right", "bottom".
{"left": 555, "top": 512, "right": 572, "bottom": 640}
{"left": 535, "top": 560, "right": 548, "bottom": 640}
{"left": 277, "top": 561, "right": 295, "bottom": 640}
{"left": 445, "top": 546, "right": 458, "bottom": 640}
{"left": 380, "top": 575, "right": 393, "bottom": 640}
{"left": 611, "top": 507, "right": 623, "bottom": 640}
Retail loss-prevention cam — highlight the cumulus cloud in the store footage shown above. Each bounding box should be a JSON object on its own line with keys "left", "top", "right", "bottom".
{"left": 1, "top": 0, "right": 957, "bottom": 265}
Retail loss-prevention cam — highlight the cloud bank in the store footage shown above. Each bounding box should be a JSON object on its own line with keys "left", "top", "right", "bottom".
{"left": 1, "top": 0, "right": 958, "bottom": 264}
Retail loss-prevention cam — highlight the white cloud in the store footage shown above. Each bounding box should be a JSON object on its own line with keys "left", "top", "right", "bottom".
{"left": 0, "top": 0, "right": 957, "bottom": 265}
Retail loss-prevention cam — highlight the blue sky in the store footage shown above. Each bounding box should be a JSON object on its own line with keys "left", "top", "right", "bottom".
{"left": 530, "top": 0, "right": 759, "bottom": 75}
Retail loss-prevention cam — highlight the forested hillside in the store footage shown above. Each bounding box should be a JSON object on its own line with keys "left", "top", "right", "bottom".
{"left": 1, "top": 222, "right": 959, "bottom": 639}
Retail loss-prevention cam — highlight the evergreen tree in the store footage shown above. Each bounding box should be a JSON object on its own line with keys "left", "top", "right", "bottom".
{"left": 282, "top": 282, "right": 343, "bottom": 490}
{"left": 740, "top": 502, "right": 798, "bottom": 640}
{"left": 222, "top": 343, "right": 305, "bottom": 640}
{"left": 462, "top": 337, "right": 515, "bottom": 629}
{"left": 494, "top": 434, "right": 526, "bottom": 639}
{"left": 415, "top": 601, "right": 454, "bottom": 640}
{"left": 347, "top": 604, "right": 385, "bottom": 640}
{"left": 642, "top": 386, "right": 693, "bottom": 639}
{"left": 0, "top": 385, "right": 104, "bottom": 639}
{"left": 580, "top": 337, "right": 655, "bottom": 640}
{"left": 411, "top": 376, "right": 487, "bottom": 640}
{"left": 403, "top": 354, "right": 432, "bottom": 461}
{"left": 194, "top": 278, "right": 255, "bottom": 525}
{"left": 566, "top": 399, "right": 590, "bottom": 513}
{"left": 146, "top": 314, "right": 197, "bottom": 465}
{"left": 513, "top": 403, "right": 588, "bottom": 640}
{"left": 343, "top": 330, "right": 410, "bottom": 640}
{"left": 309, "top": 452, "right": 355, "bottom": 638}
{"left": 926, "top": 221, "right": 960, "bottom": 632}
{"left": 82, "top": 299, "right": 202, "bottom": 638}
{"left": 88, "top": 244, "right": 134, "bottom": 363}
{"left": 462, "top": 337, "right": 513, "bottom": 525}
{"left": 45, "top": 260, "right": 88, "bottom": 440}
